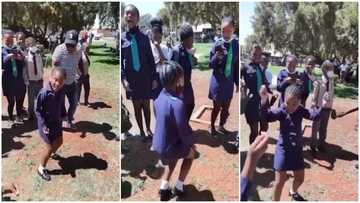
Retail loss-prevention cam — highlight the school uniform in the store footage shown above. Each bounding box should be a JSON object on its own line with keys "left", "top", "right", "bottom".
{"left": 299, "top": 70, "right": 315, "bottom": 106}
{"left": 24, "top": 47, "right": 44, "bottom": 118}
{"left": 261, "top": 104, "right": 320, "bottom": 171}
{"left": 276, "top": 69, "right": 300, "bottom": 105}
{"left": 261, "top": 65, "right": 273, "bottom": 87}
{"left": 152, "top": 88, "right": 193, "bottom": 164}
{"left": 121, "top": 27, "right": 157, "bottom": 100}
{"left": 35, "top": 83, "right": 65, "bottom": 144}
{"left": 241, "top": 62, "right": 270, "bottom": 143}
{"left": 240, "top": 176, "right": 252, "bottom": 201}
{"left": 310, "top": 76, "right": 334, "bottom": 148}
{"left": 208, "top": 38, "right": 239, "bottom": 102}
{"left": 241, "top": 62, "right": 269, "bottom": 124}
{"left": 2, "top": 46, "right": 26, "bottom": 119}
{"left": 172, "top": 44, "right": 195, "bottom": 120}
{"left": 150, "top": 41, "right": 173, "bottom": 99}
{"left": 17, "top": 44, "right": 27, "bottom": 109}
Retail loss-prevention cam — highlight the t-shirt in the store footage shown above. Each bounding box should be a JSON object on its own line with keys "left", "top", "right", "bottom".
{"left": 52, "top": 43, "right": 82, "bottom": 85}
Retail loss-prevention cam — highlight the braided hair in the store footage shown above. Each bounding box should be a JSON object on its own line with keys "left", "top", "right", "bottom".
{"left": 159, "top": 61, "right": 184, "bottom": 88}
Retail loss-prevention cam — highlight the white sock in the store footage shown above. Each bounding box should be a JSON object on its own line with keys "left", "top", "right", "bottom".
{"left": 175, "top": 180, "right": 184, "bottom": 191}
{"left": 289, "top": 188, "right": 296, "bottom": 195}
{"left": 38, "top": 165, "right": 45, "bottom": 174}
{"left": 160, "top": 180, "right": 169, "bottom": 190}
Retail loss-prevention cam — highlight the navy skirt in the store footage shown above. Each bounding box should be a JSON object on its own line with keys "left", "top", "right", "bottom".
{"left": 38, "top": 121, "right": 63, "bottom": 144}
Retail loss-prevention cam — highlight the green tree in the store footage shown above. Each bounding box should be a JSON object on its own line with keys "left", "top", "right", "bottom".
{"left": 163, "top": 2, "right": 238, "bottom": 32}
{"left": 2, "top": 2, "right": 118, "bottom": 43}
{"left": 248, "top": 2, "right": 358, "bottom": 61}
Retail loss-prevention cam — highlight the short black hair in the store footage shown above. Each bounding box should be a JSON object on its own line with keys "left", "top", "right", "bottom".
{"left": 159, "top": 61, "right": 184, "bottom": 88}
{"left": 251, "top": 43, "right": 262, "bottom": 51}
{"left": 150, "top": 17, "right": 163, "bottom": 34}
{"left": 16, "top": 31, "right": 25, "bottom": 38}
{"left": 125, "top": 4, "right": 140, "bottom": 18}
{"left": 286, "top": 55, "right": 298, "bottom": 63}
{"left": 305, "top": 55, "right": 316, "bottom": 64}
{"left": 285, "top": 84, "right": 303, "bottom": 100}
{"left": 179, "top": 23, "right": 193, "bottom": 42}
{"left": 51, "top": 67, "right": 67, "bottom": 80}
{"left": 262, "top": 52, "right": 271, "bottom": 58}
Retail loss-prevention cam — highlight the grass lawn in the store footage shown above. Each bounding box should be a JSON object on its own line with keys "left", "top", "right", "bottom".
{"left": 87, "top": 40, "right": 119, "bottom": 133}
{"left": 268, "top": 64, "right": 358, "bottom": 100}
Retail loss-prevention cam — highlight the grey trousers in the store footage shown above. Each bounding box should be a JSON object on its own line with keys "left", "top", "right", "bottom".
{"left": 311, "top": 108, "right": 331, "bottom": 148}
{"left": 28, "top": 80, "right": 43, "bottom": 118}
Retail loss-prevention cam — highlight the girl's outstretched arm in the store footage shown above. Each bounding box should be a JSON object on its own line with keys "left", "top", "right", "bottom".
{"left": 259, "top": 85, "right": 284, "bottom": 122}
{"left": 241, "top": 133, "right": 269, "bottom": 201}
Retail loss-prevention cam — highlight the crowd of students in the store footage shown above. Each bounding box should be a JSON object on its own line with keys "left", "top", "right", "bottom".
{"left": 240, "top": 44, "right": 344, "bottom": 201}
{"left": 121, "top": 4, "right": 239, "bottom": 201}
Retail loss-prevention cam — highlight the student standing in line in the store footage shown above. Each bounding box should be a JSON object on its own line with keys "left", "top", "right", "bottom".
{"left": 240, "top": 44, "right": 270, "bottom": 144}
{"left": 23, "top": 37, "right": 44, "bottom": 121}
{"left": 150, "top": 16, "right": 173, "bottom": 101}
{"left": 121, "top": 4, "right": 158, "bottom": 141}
{"left": 2, "top": 31, "right": 26, "bottom": 124}
{"left": 300, "top": 55, "right": 317, "bottom": 107}
{"left": 276, "top": 55, "right": 301, "bottom": 106}
{"left": 172, "top": 23, "right": 195, "bottom": 121}
{"left": 208, "top": 16, "right": 239, "bottom": 135}
{"left": 310, "top": 60, "right": 335, "bottom": 154}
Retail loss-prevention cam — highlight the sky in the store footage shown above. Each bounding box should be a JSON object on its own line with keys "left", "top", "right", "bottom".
{"left": 122, "top": 0, "right": 165, "bottom": 17}
{"left": 239, "top": 2, "right": 255, "bottom": 45}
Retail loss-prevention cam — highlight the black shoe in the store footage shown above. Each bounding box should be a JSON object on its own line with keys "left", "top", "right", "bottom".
{"left": 173, "top": 187, "right": 185, "bottom": 197}
{"left": 27, "top": 115, "right": 34, "bottom": 121}
{"left": 217, "top": 126, "right": 231, "bottom": 135}
{"left": 289, "top": 192, "right": 306, "bottom": 201}
{"left": 51, "top": 153, "right": 61, "bottom": 160}
{"left": 37, "top": 169, "right": 51, "bottom": 181}
{"left": 210, "top": 127, "right": 217, "bottom": 137}
{"left": 310, "top": 146, "right": 317, "bottom": 156}
{"left": 140, "top": 132, "right": 147, "bottom": 142}
{"left": 159, "top": 188, "right": 172, "bottom": 201}
{"left": 317, "top": 145, "right": 327, "bottom": 153}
